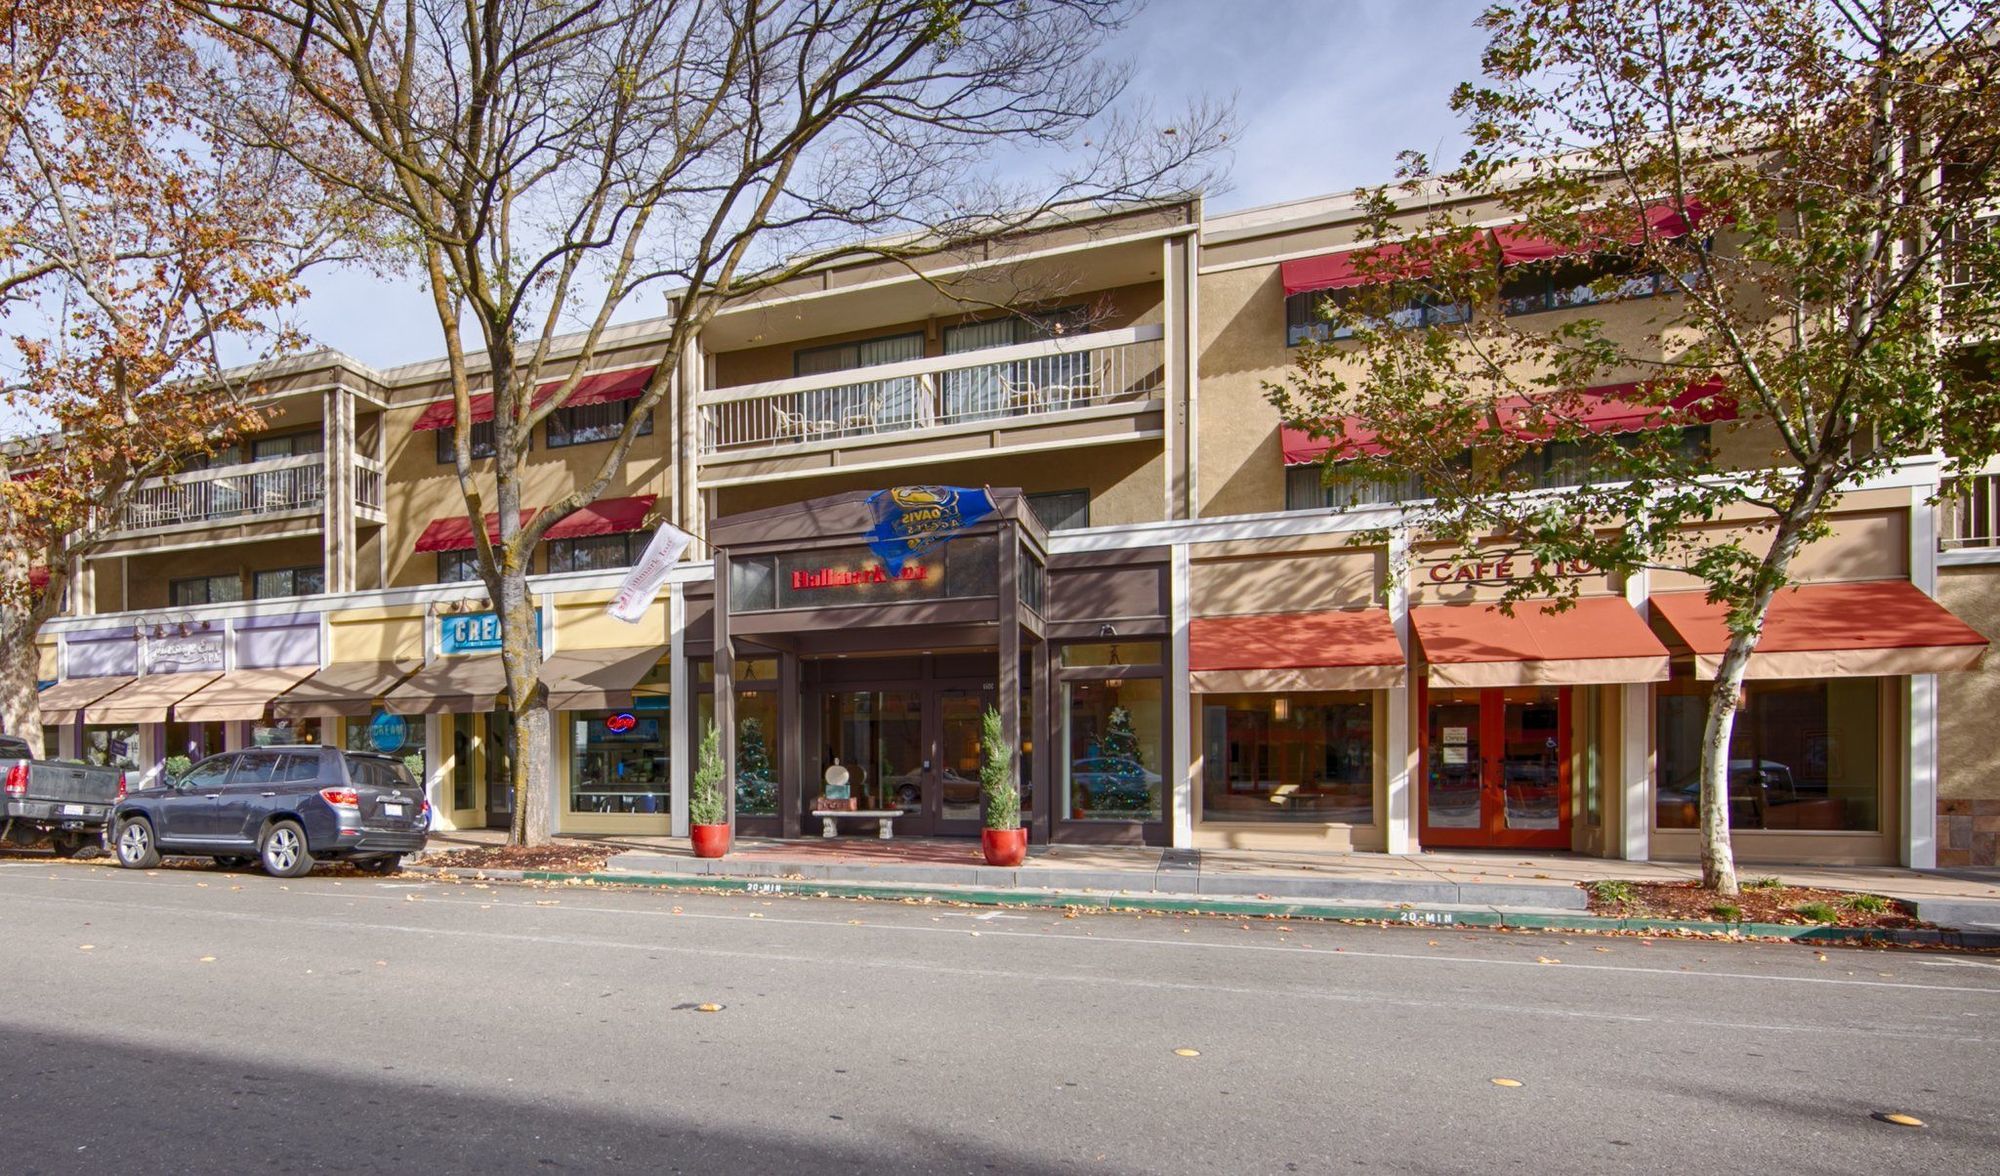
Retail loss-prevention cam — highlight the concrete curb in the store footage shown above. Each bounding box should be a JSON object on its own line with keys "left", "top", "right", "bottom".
{"left": 399, "top": 864, "right": 2000, "bottom": 948}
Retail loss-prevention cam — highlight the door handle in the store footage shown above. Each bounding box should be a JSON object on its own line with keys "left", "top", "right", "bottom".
{"left": 261, "top": 792, "right": 277, "bottom": 797}
{"left": 204, "top": 793, "right": 221, "bottom": 799}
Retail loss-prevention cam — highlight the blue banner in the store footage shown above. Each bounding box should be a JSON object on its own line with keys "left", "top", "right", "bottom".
{"left": 864, "top": 486, "right": 997, "bottom": 574}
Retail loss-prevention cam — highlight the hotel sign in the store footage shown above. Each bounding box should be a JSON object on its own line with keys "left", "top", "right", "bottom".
{"left": 776, "top": 551, "right": 942, "bottom": 608}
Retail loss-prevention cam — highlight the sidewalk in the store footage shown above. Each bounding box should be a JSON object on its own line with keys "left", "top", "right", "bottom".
{"left": 417, "top": 829, "right": 2000, "bottom": 937}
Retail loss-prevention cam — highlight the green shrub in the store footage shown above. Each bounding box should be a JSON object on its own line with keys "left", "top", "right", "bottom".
{"left": 1842, "top": 893, "right": 1891, "bottom": 915}
{"left": 979, "top": 707, "right": 1019, "bottom": 831}
{"left": 1709, "top": 904, "right": 1743, "bottom": 922}
{"left": 1590, "top": 880, "right": 1636, "bottom": 904}
{"left": 1794, "top": 901, "right": 1840, "bottom": 924}
{"left": 163, "top": 754, "right": 192, "bottom": 782}
{"left": 689, "top": 721, "right": 725, "bottom": 826}
{"left": 1743, "top": 876, "right": 1784, "bottom": 891}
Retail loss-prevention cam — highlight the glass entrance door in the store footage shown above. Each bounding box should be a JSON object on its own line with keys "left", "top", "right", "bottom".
{"left": 934, "top": 687, "right": 995, "bottom": 833}
{"left": 485, "top": 710, "right": 515, "bottom": 830}
{"left": 1420, "top": 687, "right": 1571, "bottom": 849}
{"left": 820, "top": 690, "right": 927, "bottom": 834}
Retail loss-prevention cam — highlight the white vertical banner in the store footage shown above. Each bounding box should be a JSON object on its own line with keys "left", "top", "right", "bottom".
{"left": 606, "top": 521, "right": 694, "bottom": 623}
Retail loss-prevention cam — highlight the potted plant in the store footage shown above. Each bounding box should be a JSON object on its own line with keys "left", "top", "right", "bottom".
{"left": 689, "top": 720, "right": 730, "bottom": 858}
{"left": 163, "top": 754, "right": 192, "bottom": 783}
{"left": 979, "top": 707, "right": 1026, "bottom": 867}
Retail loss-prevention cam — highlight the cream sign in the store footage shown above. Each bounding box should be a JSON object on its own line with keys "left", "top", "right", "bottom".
{"left": 147, "top": 635, "right": 224, "bottom": 673}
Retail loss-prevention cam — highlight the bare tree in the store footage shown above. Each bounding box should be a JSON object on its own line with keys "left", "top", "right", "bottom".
{"left": 189, "top": 0, "right": 1227, "bottom": 845}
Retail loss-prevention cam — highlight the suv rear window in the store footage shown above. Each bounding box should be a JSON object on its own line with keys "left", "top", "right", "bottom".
{"left": 280, "top": 753, "right": 323, "bottom": 783}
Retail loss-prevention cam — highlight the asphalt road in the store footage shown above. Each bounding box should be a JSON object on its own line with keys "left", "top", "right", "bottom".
{"left": 0, "top": 859, "right": 1994, "bottom": 1175}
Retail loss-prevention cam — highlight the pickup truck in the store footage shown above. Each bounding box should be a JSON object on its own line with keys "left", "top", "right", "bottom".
{"left": 1, "top": 733, "right": 127, "bottom": 857}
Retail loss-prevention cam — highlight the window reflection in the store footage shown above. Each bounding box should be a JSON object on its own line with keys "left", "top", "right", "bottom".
{"left": 1201, "top": 693, "right": 1373, "bottom": 824}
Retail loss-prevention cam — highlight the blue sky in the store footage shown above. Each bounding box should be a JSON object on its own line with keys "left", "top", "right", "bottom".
{"left": 283, "top": 1, "right": 1492, "bottom": 371}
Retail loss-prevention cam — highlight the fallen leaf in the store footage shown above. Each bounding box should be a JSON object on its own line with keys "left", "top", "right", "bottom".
{"left": 696, "top": 1003, "right": 723, "bottom": 1013}
{"left": 1173, "top": 1048, "right": 1200, "bottom": 1057}
{"left": 534, "top": 900, "right": 560, "bottom": 907}
{"left": 375, "top": 960, "right": 388, "bottom": 967}
{"left": 1535, "top": 956, "right": 1561, "bottom": 965}
{"left": 1491, "top": 1078, "right": 1523, "bottom": 1088}
{"left": 78, "top": 945, "right": 93, "bottom": 951}
{"left": 199, "top": 956, "right": 216, "bottom": 963}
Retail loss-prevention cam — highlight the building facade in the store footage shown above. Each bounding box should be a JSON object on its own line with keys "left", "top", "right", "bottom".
{"left": 28, "top": 190, "right": 2000, "bottom": 868}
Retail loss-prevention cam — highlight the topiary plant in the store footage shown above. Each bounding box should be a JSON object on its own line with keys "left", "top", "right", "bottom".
{"left": 979, "top": 706, "right": 1019, "bottom": 831}
{"left": 689, "top": 720, "right": 726, "bottom": 826}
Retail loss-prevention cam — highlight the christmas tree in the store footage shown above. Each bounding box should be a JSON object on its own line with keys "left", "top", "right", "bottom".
{"left": 735, "top": 715, "right": 774, "bottom": 814}
{"left": 1102, "top": 705, "right": 1139, "bottom": 763}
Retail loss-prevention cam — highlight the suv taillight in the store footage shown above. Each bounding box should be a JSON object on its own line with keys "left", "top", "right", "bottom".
{"left": 319, "top": 787, "right": 359, "bottom": 809}
{"left": 3, "top": 762, "right": 25, "bottom": 797}
{"left": 116, "top": 773, "right": 127, "bottom": 800}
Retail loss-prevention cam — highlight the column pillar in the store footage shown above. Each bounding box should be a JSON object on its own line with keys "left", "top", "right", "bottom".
{"left": 1168, "top": 542, "right": 1193, "bottom": 847}
{"left": 714, "top": 549, "right": 735, "bottom": 827}
{"left": 668, "top": 582, "right": 690, "bottom": 838}
{"left": 1383, "top": 531, "right": 1414, "bottom": 854}
{"left": 322, "top": 389, "right": 357, "bottom": 594}
{"left": 1619, "top": 567, "right": 1653, "bottom": 861}
{"left": 999, "top": 530, "right": 1023, "bottom": 832}
{"left": 1905, "top": 474, "right": 1943, "bottom": 868}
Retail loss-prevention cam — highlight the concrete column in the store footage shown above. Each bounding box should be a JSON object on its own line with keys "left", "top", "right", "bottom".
{"left": 668, "top": 582, "right": 689, "bottom": 838}
{"left": 1167, "top": 543, "right": 1193, "bottom": 846}
{"left": 1160, "top": 236, "right": 1197, "bottom": 522}
{"left": 1620, "top": 567, "right": 1652, "bottom": 861}
{"left": 1383, "top": 530, "right": 1414, "bottom": 854}
{"left": 1905, "top": 475, "right": 1942, "bottom": 868}
{"left": 714, "top": 549, "right": 735, "bottom": 827}
{"left": 322, "top": 389, "right": 357, "bottom": 594}
{"left": 423, "top": 713, "right": 451, "bottom": 831}
{"left": 1000, "top": 532, "right": 1024, "bottom": 833}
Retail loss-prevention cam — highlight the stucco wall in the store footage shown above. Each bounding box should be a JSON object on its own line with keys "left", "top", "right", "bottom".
{"left": 1937, "top": 564, "right": 2000, "bottom": 804}
{"left": 115, "top": 535, "right": 331, "bottom": 611}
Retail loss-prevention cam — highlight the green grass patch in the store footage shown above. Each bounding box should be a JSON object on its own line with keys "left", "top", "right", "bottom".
{"left": 1710, "top": 903, "right": 1743, "bottom": 922}
{"left": 1743, "top": 876, "right": 1784, "bottom": 891}
{"left": 1842, "top": 893, "right": 1891, "bottom": 914}
{"left": 1590, "top": 880, "right": 1636, "bottom": 904}
{"left": 1793, "top": 901, "right": 1841, "bottom": 924}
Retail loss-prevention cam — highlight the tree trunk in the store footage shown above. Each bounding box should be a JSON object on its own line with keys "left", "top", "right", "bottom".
{"left": 0, "top": 603, "right": 44, "bottom": 757}
{"left": 497, "top": 556, "right": 551, "bottom": 848}
{"left": 1696, "top": 636, "right": 1754, "bottom": 896}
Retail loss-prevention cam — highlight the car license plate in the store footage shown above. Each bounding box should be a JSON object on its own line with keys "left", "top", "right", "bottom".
{"left": 382, "top": 802, "right": 406, "bottom": 817}
{"left": 62, "top": 804, "right": 85, "bottom": 816}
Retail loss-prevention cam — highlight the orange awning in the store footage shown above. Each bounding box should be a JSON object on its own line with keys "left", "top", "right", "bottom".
{"left": 1650, "top": 580, "right": 1988, "bottom": 679}
{"left": 1190, "top": 610, "right": 1406, "bottom": 692}
{"left": 1411, "top": 596, "right": 1669, "bottom": 687}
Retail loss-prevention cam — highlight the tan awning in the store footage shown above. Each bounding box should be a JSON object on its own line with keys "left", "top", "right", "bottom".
{"left": 171, "top": 666, "right": 318, "bottom": 722}
{"left": 1651, "top": 580, "right": 1989, "bottom": 679}
{"left": 86, "top": 674, "right": 221, "bottom": 725}
{"left": 1189, "top": 610, "right": 1406, "bottom": 692}
{"left": 1411, "top": 596, "right": 1670, "bottom": 687}
{"left": 273, "top": 660, "right": 421, "bottom": 719}
{"left": 38, "top": 676, "right": 135, "bottom": 714}
{"left": 542, "top": 646, "right": 668, "bottom": 711}
{"left": 384, "top": 656, "right": 508, "bottom": 716}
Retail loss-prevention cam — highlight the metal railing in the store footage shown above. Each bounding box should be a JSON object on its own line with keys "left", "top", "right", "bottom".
{"left": 1941, "top": 473, "right": 2000, "bottom": 549}
{"left": 355, "top": 457, "right": 385, "bottom": 514}
{"left": 698, "top": 323, "right": 1166, "bottom": 454}
{"left": 119, "top": 453, "right": 325, "bottom": 531}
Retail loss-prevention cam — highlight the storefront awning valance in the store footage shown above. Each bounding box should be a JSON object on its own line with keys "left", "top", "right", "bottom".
{"left": 1493, "top": 376, "right": 1736, "bottom": 440}
{"left": 1650, "top": 580, "right": 1989, "bottom": 680}
{"left": 1494, "top": 201, "right": 1708, "bottom": 266}
{"left": 1191, "top": 610, "right": 1406, "bottom": 692}
{"left": 38, "top": 675, "right": 135, "bottom": 713}
{"left": 383, "top": 656, "right": 509, "bottom": 716}
{"left": 86, "top": 673, "right": 222, "bottom": 725}
{"left": 1280, "top": 419, "right": 1389, "bottom": 466}
{"left": 542, "top": 645, "right": 668, "bottom": 711}
{"left": 172, "top": 666, "right": 318, "bottom": 722}
{"left": 274, "top": 660, "right": 421, "bottom": 719}
{"left": 411, "top": 495, "right": 657, "bottom": 554}
{"left": 411, "top": 366, "right": 657, "bottom": 431}
{"left": 1280, "top": 233, "right": 1492, "bottom": 297}
{"left": 1412, "top": 596, "right": 1670, "bottom": 687}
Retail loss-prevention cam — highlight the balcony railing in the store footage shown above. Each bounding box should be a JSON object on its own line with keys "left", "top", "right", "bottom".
{"left": 1941, "top": 473, "right": 2000, "bottom": 550}
{"left": 356, "top": 457, "right": 385, "bottom": 516}
{"left": 698, "top": 323, "right": 1166, "bottom": 454}
{"left": 119, "top": 454, "right": 325, "bottom": 531}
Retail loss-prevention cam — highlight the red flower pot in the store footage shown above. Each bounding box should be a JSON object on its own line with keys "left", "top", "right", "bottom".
{"left": 690, "top": 823, "right": 731, "bottom": 859}
{"left": 981, "top": 827, "right": 1027, "bottom": 867}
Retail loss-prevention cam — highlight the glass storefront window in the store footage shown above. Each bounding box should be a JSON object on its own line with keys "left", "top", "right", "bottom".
{"left": 1061, "top": 641, "right": 1162, "bottom": 668}
{"left": 696, "top": 688, "right": 781, "bottom": 816}
{"left": 164, "top": 721, "right": 225, "bottom": 765}
{"left": 1063, "top": 678, "right": 1163, "bottom": 821}
{"left": 453, "top": 723, "right": 477, "bottom": 811}
{"left": 696, "top": 657, "right": 779, "bottom": 684}
{"left": 84, "top": 725, "right": 141, "bottom": 772}
{"left": 1200, "top": 692, "right": 1373, "bottom": 824}
{"left": 1655, "top": 679, "right": 1881, "bottom": 832}
{"left": 570, "top": 709, "right": 669, "bottom": 815}
{"left": 252, "top": 717, "right": 322, "bottom": 746}
{"left": 346, "top": 708, "right": 422, "bottom": 781}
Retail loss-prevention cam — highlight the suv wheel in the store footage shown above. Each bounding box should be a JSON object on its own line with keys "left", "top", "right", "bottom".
{"left": 259, "top": 821, "right": 314, "bottom": 878}
{"left": 115, "top": 818, "right": 161, "bottom": 869}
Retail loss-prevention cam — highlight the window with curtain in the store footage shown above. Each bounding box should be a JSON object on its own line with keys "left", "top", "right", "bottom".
{"left": 941, "top": 309, "right": 1092, "bottom": 422}
{"left": 1286, "top": 287, "right": 1470, "bottom": 346}
{"left": 547, "top": 532, "right": 645, "bottom": 573}
{"left": 436, "top": 419, "right": 500, "bottom": 463}
{"left": 792, "top": 332, "right": 925, "bottom": 432}
{"left": 171, "top": 574, "right": 243, "bottom": 606}
{"left": 547, "top": 400, "right": 651, "bottom": 448}
{"left": 252, "top": 566, "right": 325, "bottom": 599}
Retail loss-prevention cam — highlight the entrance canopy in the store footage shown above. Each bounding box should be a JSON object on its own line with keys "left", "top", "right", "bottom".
{"left": 1412, "top": 596, "right": 1669, "bottom": 687}
{"left": 37, "top": 675, "right": 135, "bottom": 714}
{"left": 86, "top": 674, "right": 221, "bottom": 725}
{"left": 173, "top": 666, "right": 317, "bottom": 722}
{"left": 1190, "top": 609, "right": 1405, "bottom": 692}
{"left": 274, "top": 660, "right": 420, "bottom": 719}
{"left": 1650, "top": 580, "right": 1988, "bottom": 679}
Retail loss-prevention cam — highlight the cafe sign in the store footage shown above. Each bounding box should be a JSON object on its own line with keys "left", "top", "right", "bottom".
{"left": 1421, "top": 555, "right": 1596, "bottom": 585}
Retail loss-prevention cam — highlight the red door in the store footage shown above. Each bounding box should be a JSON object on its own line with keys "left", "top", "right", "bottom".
{"left": 1418, "top": 685, "right": 1572, "bottom": 850}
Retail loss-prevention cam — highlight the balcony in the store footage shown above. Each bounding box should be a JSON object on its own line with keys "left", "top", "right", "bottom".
{"left": 110, "top": 453, "right": 388, "bottom": 538}
{"left": 697, "top": 324, "right": 1167, "bottom": 486}
{"left": 1941, "top": 473, "right": 2000, "bottom": 550}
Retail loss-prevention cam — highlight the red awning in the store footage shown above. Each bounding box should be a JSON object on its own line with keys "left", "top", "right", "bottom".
{"left": 410, "top": 495, "right": 657, "bottom": 554}
{"left": 1280, "top": 419, "right": 1390, "bottom": 466}
{"left": 1412, "top": 596, "right": 1671, "bottom": 687}
{"left": 1190, "top": 609, "right": 1406, "bottom": 691}
{"left": 1495, "top": 201, "right": 1707, "bottom": 266}
{"left": 1650, "top": 580, "right": 1988, "bottom": 679}
{"left": 1494, "top": 376, "right": 1736, "bottom": 440}
{"left": 1280, "top": 232, "right": 1492, "bottom": 297}
{"left": 411, "top": 366, "right": 657, "bottom": 431}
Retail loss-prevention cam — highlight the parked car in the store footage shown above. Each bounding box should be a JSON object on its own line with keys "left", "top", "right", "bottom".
{"left": 111, "top": 745, "right": 429, "bottom": 877}
{"left": 0, "top": 733, "right": 126, "bottom": 857}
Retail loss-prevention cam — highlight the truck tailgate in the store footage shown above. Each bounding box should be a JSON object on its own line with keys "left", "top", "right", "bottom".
{"left": 20, "top": 762, "right": 123, "bottom": 804}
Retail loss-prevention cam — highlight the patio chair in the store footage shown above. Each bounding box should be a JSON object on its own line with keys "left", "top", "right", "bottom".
{"left": 774, "top": 406, "right": 837, "bottom": 442}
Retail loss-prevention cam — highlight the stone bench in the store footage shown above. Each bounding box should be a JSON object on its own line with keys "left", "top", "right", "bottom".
{"left": 810, "top": 809, "right": 903, "bottom": 839}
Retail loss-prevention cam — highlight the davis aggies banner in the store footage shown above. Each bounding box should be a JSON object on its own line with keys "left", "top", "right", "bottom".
{"left": 864, "top": 486, "right": 996, "bottom": 574}
{"left": 607, "top": 520, "right": 695, "bottom": 623}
